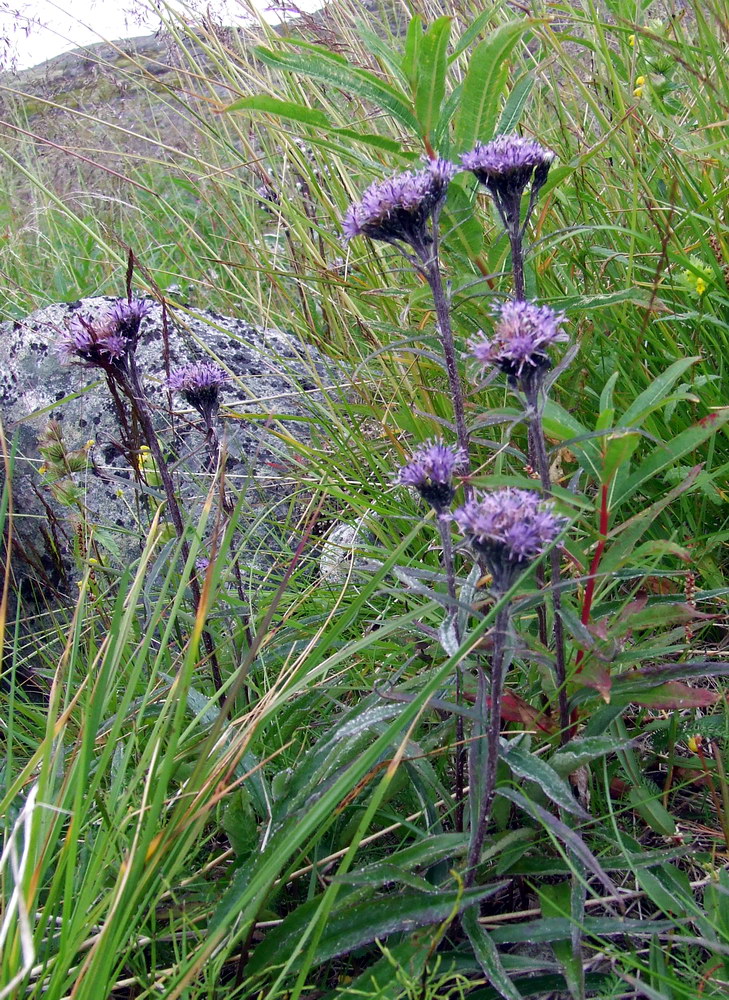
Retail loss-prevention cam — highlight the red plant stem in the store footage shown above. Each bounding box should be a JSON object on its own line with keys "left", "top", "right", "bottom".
{"left": 575, "top": 482, "right": 610, "bottom": 672}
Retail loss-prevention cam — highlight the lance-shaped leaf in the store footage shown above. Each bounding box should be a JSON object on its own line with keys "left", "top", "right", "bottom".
{"left": 453, "top": 20, "right": 532, "bottom": 153}
{"left": 413, "top": 16, "right": 451, "bottom": 139}
{"left": 254, "top": 41, "right": 420, "bottom": 132}
{"left": 463, "top": 906, "right": 525, "bottom": 1000}
{"left": 245, "top": 882, "right": 508, "bottom": 977}
{"left": 498, "top": 788, "right": 619, "bottom": 900}
{"left": 501, "top": 743, "right": 590, "bottom": 819}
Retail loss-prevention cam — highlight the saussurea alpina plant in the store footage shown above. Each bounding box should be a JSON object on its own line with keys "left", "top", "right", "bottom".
{"left": 58, "top": 295, "right": 224, "bottom": 692}
{"left": 344, "top": 158, "right": 472, "bottom": 477}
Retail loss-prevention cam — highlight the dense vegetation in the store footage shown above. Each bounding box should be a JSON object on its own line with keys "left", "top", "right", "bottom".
{"left": 1, "top": 1, "right": 729, "bottom": 997}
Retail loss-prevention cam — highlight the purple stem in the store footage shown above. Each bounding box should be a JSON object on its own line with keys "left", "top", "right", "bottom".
{"left": 420, "top": 249, "right": 472, "bottom": 496}
{"left": 437, "top": 515, "right": 465, "bottom": 832}
{"left": 465, "top": 602, "right": 510, "bottom": 884}
{"left": 124, "top": 357, "right": 223, "bottom": 693}
{"left": 523, "top": 381, "right": 569, "bottom": 741}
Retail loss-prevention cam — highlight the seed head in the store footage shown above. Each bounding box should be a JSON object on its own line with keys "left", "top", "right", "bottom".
{"left": 470, "top": 300, "right": 567, "bottom": 387}
{"left": 398, "top": 439, "right": 467, "bottom": 512}
{"left": 454, "top": 487, "right": 564, "bottom": 591}
{"left": 343, "top": 159, "right": 457, "bottom": 254}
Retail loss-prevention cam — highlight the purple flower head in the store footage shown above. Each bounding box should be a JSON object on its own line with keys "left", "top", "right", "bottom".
{"left": 56, "top": 297, "right": 151, "bottom": 370}
{"left": 454, "top": 487, "right": 564, "bottom": 591}
{"left": 343, "top": 159, "right": 457, "bottom": 254}
{"left": 470, "top": 300, "right": 567, "bottom": 387}
{"left": 461, "top": 135, "right": 554, "bottom": 233}
{"left": 398, "top": 439, "right": 467, "bottom": 512}
{"left": 167, "top": 361, "right": 230, "bottom": 424}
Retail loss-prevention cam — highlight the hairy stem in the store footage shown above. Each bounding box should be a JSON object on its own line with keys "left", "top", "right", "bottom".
{"left": 509, "top": 229, "right": 526, "bottom": 302}
{"left": 523, "top": 382, "right": 569, "bottom": 741}
{"left": 465, "top": 603, "right": 510, "bottom": 884}
{"left": 124, "top": 357, "right": 223, "bottom": 693}
{"left": 419, "top": 232, "right": 471, "bottom": 490}
{"left": 437, "top": 515, "right": 465, "bottom": 832}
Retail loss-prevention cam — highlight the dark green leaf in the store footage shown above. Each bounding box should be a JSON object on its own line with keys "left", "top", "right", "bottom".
{"left": 502, "top": 743, "right": 590, "bottom": 819}
{"left": 498, "top": 788, "right": 618, "bottom": 898}
{"left": 453, "top": 21, "right": 531, "bottom": 153}
{"left": 245, "top": 882, "right": 509, "bottom": 976}
{"left": 414, "top": 16, "right": 452, "bottom": 137}
{"left": 254, "top": 43, "right": 420, "bottom": 132}
{"left": 463, "top": 907, "right": 524, "bottom": 1000}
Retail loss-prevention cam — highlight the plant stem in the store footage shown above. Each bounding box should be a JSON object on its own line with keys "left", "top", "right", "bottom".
{"left": 523, "top": 382, "right": 569, "bottom": 741}
{"left": 509, "top": 229, "right": 526, "bottom": 302}
{"left": 419, "top": 238, "right": 471, "bottom": 491}
{"left": 465, "top": 603, "right": 510, "bottom": 885}
{"left": 437, "top": 515, "right": 464, "bottom": 832}
{"left": 124, "top": 357, "right": 223, "bottom": 693}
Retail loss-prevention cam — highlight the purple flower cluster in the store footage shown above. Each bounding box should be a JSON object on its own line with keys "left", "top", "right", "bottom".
{"left": 167, "top": 361, "right": 230, "bottom": 424}
{"left": 461, "top": 135, "right": 554, "bottom": 189}
{"left": 454, "top": 487, "right": 563, "bottom": 591}
{"left": 57, "top": 297, "right": 151, "bottom": 369}
{"left": 470, "top": 300, "right": 567, "bottom": 385}
{"left": 399, "top": 439, "right": 467, "bottom": 512}
{"left": 461, "top": 135, "right": 554, "bottom": 233}
{"left": 343, "top": 159, "right": 457, "bottom": 253}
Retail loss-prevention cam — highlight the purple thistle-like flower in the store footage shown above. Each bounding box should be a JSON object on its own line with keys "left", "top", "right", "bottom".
{"left": 454, "top": 487, "right": 564, "bottom": 591}
{"left": 398, "top": 439, "right": 467, "bottom": 512}
{"left": 167, "top": 361, "right": 230, "bottom": 425}
{"left": 57, "top": 297, "right": 151, "bottom": 369}
{"left": 343, "top": 159, "right": 457, "bottom": 254}
{"left": 461, "top": 135, "right": 554, "bottom": 235}
{"left": 461, "top": 135, "right": 554, "bottom": 197}
{"left": 470, "top": 300, "right": 567, "bottom": 385}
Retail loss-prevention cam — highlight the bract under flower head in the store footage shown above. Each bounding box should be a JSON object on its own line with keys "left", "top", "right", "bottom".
{"left": 470, "top": 300, "right": 567, "bottom": 386}
{"left": 398, "top": 439, "right": 467, "bottom": 512}
{"left": 343, "top": 159, "right": 457, "bottom": 254}
{"left": 454, "top": 487, "right": 564, "bottom": 591}
{"left": 167, "top": 361, "right": 230, "bottom": 424}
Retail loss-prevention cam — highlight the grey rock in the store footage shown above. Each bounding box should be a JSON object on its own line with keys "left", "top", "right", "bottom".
{"left": 0, "top": 296, "right": 335, "bottom": 602}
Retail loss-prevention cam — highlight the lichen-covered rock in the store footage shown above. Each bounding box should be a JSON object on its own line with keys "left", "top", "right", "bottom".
{"left": 0, "top": 296, "right": 335, "bottom": 602}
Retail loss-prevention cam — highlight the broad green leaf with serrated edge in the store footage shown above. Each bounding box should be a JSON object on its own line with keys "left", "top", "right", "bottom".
{"left": 453, "top": 20, "right": 532, "bottom": 153}
{"left": 414, "top": 17, "right": 451, "bottom": 137}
